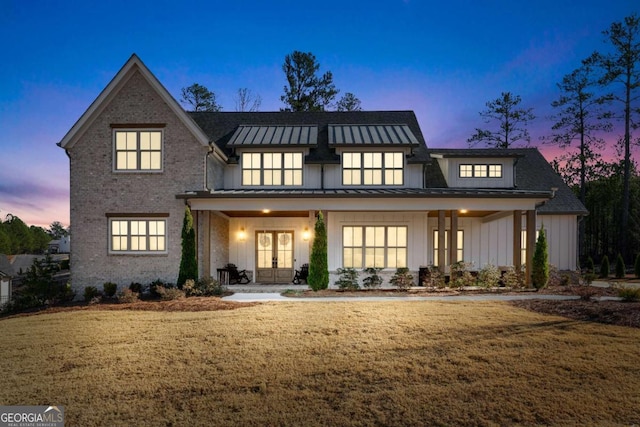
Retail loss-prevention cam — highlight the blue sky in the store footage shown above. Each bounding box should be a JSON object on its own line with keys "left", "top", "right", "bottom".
{"left": 0, "top": 0, "right": 637, "bottom": 227}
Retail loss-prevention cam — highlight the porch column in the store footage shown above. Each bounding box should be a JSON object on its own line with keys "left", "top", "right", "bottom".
{"left": 525, "top": 210, "right": 536, "bottom": 286}
{"left": 512, "top": 210, "right": 522, "bottom": 271}
{"left": 437, "top": 210, "right": 446, "bottom": 272}
{"left": 449, "top": 210, "right": 458, "bottom": 265}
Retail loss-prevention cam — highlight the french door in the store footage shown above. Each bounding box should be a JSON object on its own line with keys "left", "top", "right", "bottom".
{"left": 255, "top": 231, "right": 294, "bottom": 283}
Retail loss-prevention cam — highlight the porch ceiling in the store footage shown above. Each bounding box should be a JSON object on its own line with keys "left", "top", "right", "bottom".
{"left": 221, "top": 210, "right": 310, "bottom": 218}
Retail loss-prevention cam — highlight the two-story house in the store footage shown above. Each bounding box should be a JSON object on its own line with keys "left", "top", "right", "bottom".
{"left": 58, "top": 54, "right": 587, "bottom": 292}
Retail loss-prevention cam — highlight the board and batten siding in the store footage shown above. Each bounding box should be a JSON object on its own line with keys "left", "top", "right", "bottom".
{"left": 427, "top": 214, "right": 578, "bottom": 270}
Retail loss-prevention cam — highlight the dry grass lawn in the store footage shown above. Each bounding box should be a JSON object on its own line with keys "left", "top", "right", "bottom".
{"left": 1, "top": 300, "right": 639, "bottom": 426}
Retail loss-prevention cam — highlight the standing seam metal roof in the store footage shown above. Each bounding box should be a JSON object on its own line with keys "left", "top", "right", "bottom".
{"left": 328, "top": 124, "right": 419, "bottom": 146}
{"left": 227, "top": 125, "right": 318, "bottom": 146}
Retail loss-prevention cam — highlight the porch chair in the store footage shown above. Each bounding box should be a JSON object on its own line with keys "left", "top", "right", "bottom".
{"left": 225, "top": 263, "right": 250, "bottom": 284}
{"left": 292, "top": 263, "right": 309, "bottom": 284}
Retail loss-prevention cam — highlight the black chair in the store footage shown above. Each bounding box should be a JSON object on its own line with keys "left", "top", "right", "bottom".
{"left": 225, "top": 263, "right": 250, "bottom": 284}
{"left": 292, "top": 263, "right": 309, "bottom": 284}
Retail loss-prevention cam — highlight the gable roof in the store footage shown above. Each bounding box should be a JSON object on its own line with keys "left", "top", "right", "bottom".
{"left": 0, "top": 254, "right": 15, "bottom": 278}
{"left": 189, "top": 110, "right": 431, "bottom": 164}
{"left": 58, "top": 54, "right": 209, "bottom": 150}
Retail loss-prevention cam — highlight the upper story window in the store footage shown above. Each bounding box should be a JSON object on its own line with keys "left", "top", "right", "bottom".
{"left": 343, "top": 152, "right": 404, "bottom": 185}
{"left": 114, "top": 130, "right": 162, "bottom": 171}
{"left": 242, "top": 152, "right": 303, "bottom": 186}
{"left": 109, "top": 218, "right": 167, "bottom": 254}
{"left": 459, "top": 164, "right": 502, "bottom": 178}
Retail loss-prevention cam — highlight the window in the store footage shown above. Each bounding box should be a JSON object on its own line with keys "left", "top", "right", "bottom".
{"left": 433, "top": 230, "right": 464, "bottom": 266}
{"left": 520, "top": 229, "right": 540, "bottom": 264}
{"left": 459, "top": 164, "right": 502, "bottom": 178}
{"left": 110, "top": 218, "right": 166, "bottom": 253}
{"left": 114, "top": 130, "right": 162, "bottom": 171}
{"left": 242, "top": 152, "right": 302, "bottom": 186}
{"left": 343, "top": 152, "right": 403, "bottom": 185}
{"left": 343, "top": 226, "right": 407, "bottom": 268}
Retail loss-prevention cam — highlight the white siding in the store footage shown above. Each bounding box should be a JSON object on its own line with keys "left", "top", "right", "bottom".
{"left": 441, "top": 158, "right": 514, "bottom": 188}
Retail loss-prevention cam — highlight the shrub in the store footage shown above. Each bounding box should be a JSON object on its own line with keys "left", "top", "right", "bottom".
{"left": 149, "top": 279, "right": 171, "bottom": 298}
{"left": 308, "top": 211, "right": 329, "bottom": 291}
{"left": 532, "top": 226, "right": 549, "bottom": 290}
{"left": 449, "top": 261, "right": 475, "bottom": 288}
{"left": 478, "top": 264, "right": 501, "bottom": 288}
{"left": 581, "top": 272, "right": 597, "bottom": 286}
{"left": 103, "top": 282, "right": 118, "bottom": 298}
{"left": 502, "top": 267, "right": 525, "bottom": 289}
{"left": 118, "top": 289, "right": 139, "bottom": 303}
{"left": 636, "top": 253, "right": 640, "bottom": 279}
{"left": 586, "top": 257, "right": 595, "bottom": 274}
{"left": 183, "top": 277, "right": 226, "bottom": 297}
{"left": 156, "top": 286, "right": 185, "bottom": 300}
{"left": 615, "top": 253, "right": 625, "bottom": 279}
{"left": 617, "top": 286, "right": 640, "bottom": 302}
{"left": 362, "top": 267, "right": 383, "bottom": 289}
{"left": 428, "top": 267, "right": 446, "bottom": 288}
{"left": 574, "top": 285, "right": 598, "bottom": 301}
{"left": 59, "top": 259, "right": 70, "bottom": 270}
{"left": 600, "top": 255, "right": 610, "bottom": 278}
{"left": 84, "top": 286, "right": 100, "bottom": 302}
{"left": 390, "top": 267, "right": 414, "bottom": 290}
{"left": 335, "top": 268, "right": 359, "bottom": 290}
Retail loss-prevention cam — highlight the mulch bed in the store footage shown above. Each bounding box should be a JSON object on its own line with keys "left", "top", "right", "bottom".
{"left": 510, "top": 299, "right": 640, "bottom": 328}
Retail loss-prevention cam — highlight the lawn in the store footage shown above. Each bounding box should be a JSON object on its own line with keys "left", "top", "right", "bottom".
{"left": 1, "top": 300, "right": 639, "bottom": 426}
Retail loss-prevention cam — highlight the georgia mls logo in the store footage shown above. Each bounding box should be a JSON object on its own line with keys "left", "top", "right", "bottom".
{"left": 0, "top": 405, "right": 64, "bottom": 427}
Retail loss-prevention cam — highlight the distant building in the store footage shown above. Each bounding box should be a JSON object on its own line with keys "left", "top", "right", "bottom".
{"left": 48, "top": 236, "right": 70, "bottom": 254}
{"left": 0, "top": 254, "right": 14, "bottom": 306}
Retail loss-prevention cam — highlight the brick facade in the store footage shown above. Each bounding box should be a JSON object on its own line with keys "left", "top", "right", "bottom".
{"left": 67, "top": 69, "right": 208, "bottom": 293}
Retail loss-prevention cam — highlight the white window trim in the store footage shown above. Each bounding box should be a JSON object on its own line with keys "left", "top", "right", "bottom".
{"left": 108, "top": 217, "right": 169, "bottom": 255}
{"left": 433, "top": 229, "right": 464, "bottom": 266}
{"left": 112, "top": 129, "right": 164, "bottom": 173}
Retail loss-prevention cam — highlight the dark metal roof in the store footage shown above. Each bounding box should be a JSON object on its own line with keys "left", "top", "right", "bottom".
{"left": 328, "top": 124, "right": 419, "bottom": 146}
{"left": 188, "top": 111, "right": 431, "bottom": 164}
{"left": 429, "top": 148, "right": 524, "bottom": 158}
{"left": 178, "top": 188, "right": 551, "bottom": 199}
{"left": 0, "top": 254, "right": 15, "bottom": 277}
{"left": 227, "top": 125, "right": 318, "bottom": 147}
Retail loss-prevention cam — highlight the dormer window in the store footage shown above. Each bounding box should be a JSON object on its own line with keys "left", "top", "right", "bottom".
{"left": 343, "top": 152, "right": 404, "bottom": 185}
{"left": 241, "top": 152, "right": 303, "bottom": 186}
{"left": 459, "top": 164, "right": 502, "bottom": 178}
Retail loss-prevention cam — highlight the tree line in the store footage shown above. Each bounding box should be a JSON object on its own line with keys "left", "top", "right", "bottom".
{"left": 0, "top": 214, "right": 68, "bottom": 255}
{"left": 180, "top": 51, "right": 361, "bottom": 112}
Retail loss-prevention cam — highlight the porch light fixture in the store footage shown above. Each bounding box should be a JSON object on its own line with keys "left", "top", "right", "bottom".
{"left": 238, "top": 227, "right": 247, "bottom": 242}
{"left": 459, "top": 209, "right": 468, "bottom": 214}
{"left": 302, "top": 227, "right": 311, "bottom": 241}
{"left": 262, "top": 209, "right": 271, "bottom": 214}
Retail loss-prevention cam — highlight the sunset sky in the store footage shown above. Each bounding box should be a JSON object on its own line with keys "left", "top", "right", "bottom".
{"left": 0, "top": 0, "right": 637, "bottom": 228}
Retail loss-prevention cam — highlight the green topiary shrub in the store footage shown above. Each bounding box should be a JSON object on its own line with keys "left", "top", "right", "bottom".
{"left": 335, "top": 267, "right": 359, "bottom": 290}
{"left": 531, "top": 226, "right": 549, "bottom": 290}
{"left": 178, "top": 205, "right": 198, "bottom": 287}
{"left": 615, "top": 253, "right": 625, "bottom": 279}
{"left": 103, "top": 282, "right": 118, "bottom": 298}
{"left": 308, "top": 211, "right": 329, "bottom": 291}
{"left": 635, "top": 253, "right": 640, "bottom": 279}
{"left": 390, "top": 267, "right": 414, "bottom": 290}
{"left": 129, "top": 282, "right": 143, "bottom": 294}
{"left": 84, "top": 286, "right": 100, "bottom": 302}
{"left": 586, "top": 257, "right": 595, "bottom": 274}
{"left": 362, "top": 267, "right": 383, "bottom": 289}
{"left": 600, "top": 255, "right": 610, "bottom": 278}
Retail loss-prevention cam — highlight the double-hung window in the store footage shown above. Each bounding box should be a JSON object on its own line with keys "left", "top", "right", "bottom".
{"left": 343, "top": 152, "right": 404, "bottom": 185}
{"left": 109, "top": 218, "right": 167, "bottom": 253}
{"left": 114, "top": 130, "right": 163, "bottom": 171}
{"left": 242, "top": 152, "right": 302, "bottom": 186}
{"left": 343, "top": 226, "right": 407, "bottom": 268}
